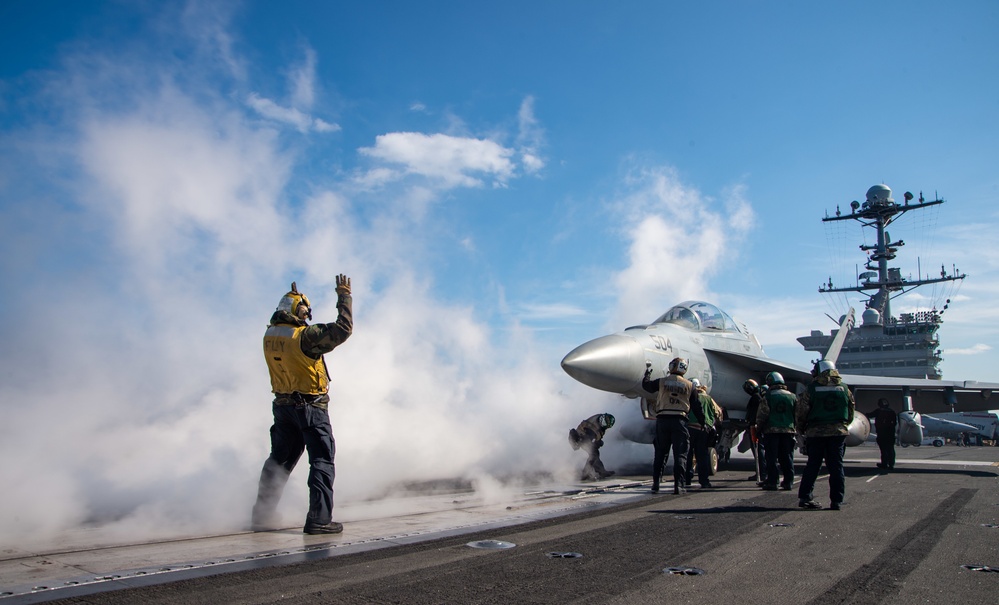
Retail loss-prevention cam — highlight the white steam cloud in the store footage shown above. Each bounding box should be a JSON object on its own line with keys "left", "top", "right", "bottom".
{"left": 0, "top": 10, "right": 579, "bottom": 550}
{"left": 0, "top": 5, "right": 758, "bottom": 551}
{"left": 607, "top": 167, "right": 754, "bottom": 330}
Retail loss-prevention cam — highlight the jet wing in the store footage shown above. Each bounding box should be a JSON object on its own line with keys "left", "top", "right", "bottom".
{"left": 835, "top": 374, "right": 999, "bottom": 414}
{"left": 702, "top": 348, "right": 999, "bottom": 414}
{"left": 701, "top": 348, "right": 814, "bottom": 390}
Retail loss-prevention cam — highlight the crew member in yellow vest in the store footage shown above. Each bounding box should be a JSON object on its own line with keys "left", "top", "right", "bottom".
{"left": 252, "top": 275, "right": 353, "bottom": 535}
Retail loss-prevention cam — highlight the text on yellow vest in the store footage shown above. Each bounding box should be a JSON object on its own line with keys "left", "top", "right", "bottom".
{"left": 264, "top": 324, "right": 330, "bottom": 395}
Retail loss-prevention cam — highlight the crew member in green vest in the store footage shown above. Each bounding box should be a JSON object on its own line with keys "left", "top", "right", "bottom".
{"left": 795, "top": 360, "right": 855, "bottom": 510}
{"left": 685, "top": 378, "right": 722, "bottom": 488}
{"left": 252, "top": 276, "right": 353, "bottom": 534}
{"left": 756, "top": 372, "right": 797, "bottom": 491}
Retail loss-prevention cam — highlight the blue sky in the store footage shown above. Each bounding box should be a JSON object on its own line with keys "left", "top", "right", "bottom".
{"left": 1, "top": 1, "right": 997, "bottom": 544}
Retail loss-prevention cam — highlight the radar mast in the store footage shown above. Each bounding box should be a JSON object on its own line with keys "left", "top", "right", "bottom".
{"left": 798, "top": 185, "right": 966, "bottom": 379}
{"left": 820, "top": 185, "right": 965, "bottom": 319}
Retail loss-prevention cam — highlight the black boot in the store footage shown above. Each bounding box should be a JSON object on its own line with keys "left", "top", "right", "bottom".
{"left": 304, "top": 521, "right": 344, "bottom": 535}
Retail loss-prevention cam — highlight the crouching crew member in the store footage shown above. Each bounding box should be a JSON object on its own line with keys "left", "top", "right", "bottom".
{"left": 568, "top": 413, "right": 617, "bottom": 481}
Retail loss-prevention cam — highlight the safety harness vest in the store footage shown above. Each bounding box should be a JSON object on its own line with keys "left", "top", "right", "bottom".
{"left": 263, "top": 324, "right": 329, "bottom": 396}
{"left": 806, "top": 382, "right": 850, "bottom": 426}
{"left": 653, "top": 375, "right": 692, "bottom": 417}
{"left": 764, "top": 388, "right": 796, "bottom": 431}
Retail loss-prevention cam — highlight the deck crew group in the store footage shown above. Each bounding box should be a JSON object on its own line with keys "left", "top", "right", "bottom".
{"left": 571, "top": 356, "right": 856, "bottom": 511}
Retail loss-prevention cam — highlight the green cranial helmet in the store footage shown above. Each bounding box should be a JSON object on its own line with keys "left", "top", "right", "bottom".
{"left": 601, "top": 414, "right": 616, "bottom": 429}
{"left": 765, "top": 371, "right": 785, "bottom": 387}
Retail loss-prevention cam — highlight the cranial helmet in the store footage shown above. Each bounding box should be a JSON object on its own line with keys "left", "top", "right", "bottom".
{"left": 743, "top": 379, "right": 759, "bottom": 395}
{"left": 816, "top": 360, "right": 836, "bottom": 375}
{"left": 878, "top": 398, "right": 890, "bottom": 408}
{"left": 277, "top": 281, "right": 312, "bottom": 320}
{"left": 690, "top": 378, "right": 701, "bottom": 389}
{"left": 668, "top": 357, "right": 688, "bottom": 376}
{"left": 765, "top": 371, "right": 785, "bottom": 387}
{"left": 600, "top": 414, "right": 616, "bottom": 429}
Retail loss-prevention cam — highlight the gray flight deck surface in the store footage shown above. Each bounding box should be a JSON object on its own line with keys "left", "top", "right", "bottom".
{"left": 4, "top": 445, "right": 998, "bottom": 604}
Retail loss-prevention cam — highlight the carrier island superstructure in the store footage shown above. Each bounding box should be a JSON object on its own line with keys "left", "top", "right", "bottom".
{"left": 796, "top": 184, "right": 966, "bottom": 379}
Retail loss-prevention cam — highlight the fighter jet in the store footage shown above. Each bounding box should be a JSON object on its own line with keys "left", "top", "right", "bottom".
{"left": 923, "top": 411, "right": 999, "bottom": 442}
{"left": 561, "top": 300, "right": 999, "bottom": 457}
{"left": 896, "top": 412, "right": 978, "bottom": 445}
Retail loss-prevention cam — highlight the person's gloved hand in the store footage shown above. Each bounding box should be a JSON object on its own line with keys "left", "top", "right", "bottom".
{"left": 336, "top": 274, "right": 351, "bottom": 296}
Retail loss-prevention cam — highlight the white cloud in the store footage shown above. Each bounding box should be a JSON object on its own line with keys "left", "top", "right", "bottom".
{"left": 180, "top": 1, "right": 247, "bottom": 81}
{"left": 945, "top": 343, "right": 992, "bottom": 356}
{"left": 516, "top": 96, "right": 546, "bottom": 174}
{"left": 313, "top": 118, "right": 338, "bottom": 132}
{"left": 246, "top": 92, "right": 340, "bottom": 134}
{"left": 244, "top": 44, "right": 340, "bottom": 134}
{"left": 516, "top": 302, "right": 589, "bottom": 322}
{"left": 606, "top": 165, "right": 755, "bottom": 329}
{"left": 290, "top": 46, "right": 317, "bottom": 108}
{"left": 358, "top": 132, "right": 515, "bottom": 189}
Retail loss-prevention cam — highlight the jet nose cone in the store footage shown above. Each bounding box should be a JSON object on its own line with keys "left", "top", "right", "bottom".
{"left": 561, "top": 334, "right": 646, "bottom": 394}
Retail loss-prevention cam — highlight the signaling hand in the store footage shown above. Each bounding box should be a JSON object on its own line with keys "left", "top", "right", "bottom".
{"left": 335, "top": 274, "right": 352, "bottom": 296}
{"left": 644, "top": 360, "right": 653, "bottom": 378}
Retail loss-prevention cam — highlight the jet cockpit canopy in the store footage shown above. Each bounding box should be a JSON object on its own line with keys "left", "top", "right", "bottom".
{"left": 652, "top": 300, "right": 745, "bottom": 334}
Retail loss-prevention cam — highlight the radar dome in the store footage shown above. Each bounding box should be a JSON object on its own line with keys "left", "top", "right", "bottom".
{"left": 866, "top": 184, "right": 894, "bottom": 204}
{"left": 862, "top": 308, "right": 882, "bottom": 326}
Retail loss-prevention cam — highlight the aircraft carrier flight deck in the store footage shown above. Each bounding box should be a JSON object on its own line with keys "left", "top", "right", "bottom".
{"left": 3, "top": 444, "right": 997, "bottom": 605}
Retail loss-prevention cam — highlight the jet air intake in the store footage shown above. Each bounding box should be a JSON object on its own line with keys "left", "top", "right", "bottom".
{"left": 561, "top": 334, "right": 646, "bottom": 394}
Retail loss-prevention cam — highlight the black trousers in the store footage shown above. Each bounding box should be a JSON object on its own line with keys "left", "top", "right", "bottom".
{"left": 763, "top": 432, "right": 795, "bottom": 488}
{"left": 252, "top": 404, "right": 336, "bottom": 526}
{"left": 797, "top": 435, "right": 847, "bottom": 505}
{"left": 579, "top": 440, "right": 609, "bottom": 479}
{"left": 876, "top": 434, "right": 896, "bottom": 468}
{"left": 685, "top": 427, "right": 712, "bottom": 486}
{"left": 652, "top": 415, "right": 689, "bottom": 488}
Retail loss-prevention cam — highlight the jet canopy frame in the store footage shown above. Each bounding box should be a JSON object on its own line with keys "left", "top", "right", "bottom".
{"left": 652, "top": 300, "right": 746, "bottom": 334}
